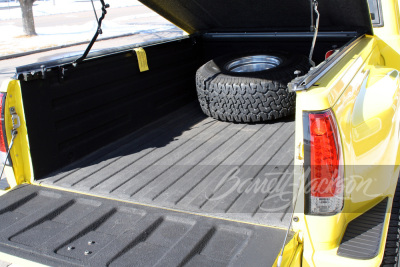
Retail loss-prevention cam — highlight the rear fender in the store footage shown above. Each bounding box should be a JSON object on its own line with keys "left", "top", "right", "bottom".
{"left": 292, "top": 36, "right": 400, "bottom": 265}
{"left": 334, "top": 65, "right": 400, "bottom": 218}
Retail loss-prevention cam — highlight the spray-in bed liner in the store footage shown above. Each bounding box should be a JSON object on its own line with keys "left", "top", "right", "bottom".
{"left": 0, "top": 184, "right": 290, "bottom": 266}
{"left": 39, "top": 102, "right": 295, "bottom": 227}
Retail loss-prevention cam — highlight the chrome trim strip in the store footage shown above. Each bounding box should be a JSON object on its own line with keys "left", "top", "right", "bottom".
{"left": 288, "top": 34, "right": 365, "bottom": 92}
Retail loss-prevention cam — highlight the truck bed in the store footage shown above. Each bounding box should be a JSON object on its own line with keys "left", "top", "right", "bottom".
{"left": 39, "top": 102, "right": 295, "bottom": 228}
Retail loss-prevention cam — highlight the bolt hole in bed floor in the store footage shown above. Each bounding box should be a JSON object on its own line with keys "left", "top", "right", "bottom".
{"left": 39, "top": 102, "right": 295, "bottom": 228}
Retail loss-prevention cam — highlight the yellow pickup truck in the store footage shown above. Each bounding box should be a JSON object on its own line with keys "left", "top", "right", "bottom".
{"left": 0, "top": 0, "right": 399, "bottom": 266}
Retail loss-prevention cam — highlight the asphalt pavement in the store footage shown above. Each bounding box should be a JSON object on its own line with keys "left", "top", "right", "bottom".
{"left": 2, "top": 5, "right": 152, "bottom": 28}
{"left": 0, "top": 3, "right": 182, "bottom": 57}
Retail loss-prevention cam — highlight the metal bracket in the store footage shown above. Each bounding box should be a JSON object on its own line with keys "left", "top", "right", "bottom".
{"left": 308, "top": 0, "right": 320, "bottom": 67}
{"left": 9, "top": 107, "right": 20, "bottom": 131}
{"left": 21, "top": 65, "right": 48, "bottom": 81}
{"left": 59, "top": 67, "right": 67, "bottom": 82}
{"left": 288, "top": 35, "right": 364, "bottom": 92}
{"left": 40, "top": 65, "right": 47, "bottom": 80}
{"left": 288, "top": 65, "right": 321, "bottom": 91}
{"left": 0, "top": 108, "right": 20, "bottom": 179}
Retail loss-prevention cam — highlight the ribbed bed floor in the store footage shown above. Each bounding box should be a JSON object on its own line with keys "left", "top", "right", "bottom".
{"left": 39, "top": 103, "right": 295, "bottom": 227}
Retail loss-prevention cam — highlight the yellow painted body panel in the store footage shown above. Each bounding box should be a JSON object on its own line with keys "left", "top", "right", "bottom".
{"left": 272, "top": 233, "right": 300, "bottom": 267}
{"left": 290, "top": 243, "right": 303, "bottom": 267}
{"left": 0, "top": 79, "right": 33, "bottom": 187}
{"left": 291, "top": 1, "right": 400, "bottom": 266}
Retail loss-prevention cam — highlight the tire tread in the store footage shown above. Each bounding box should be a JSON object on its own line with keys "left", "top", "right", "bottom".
{"left": 195, "top": 53, "right": 310, "bottom": 122}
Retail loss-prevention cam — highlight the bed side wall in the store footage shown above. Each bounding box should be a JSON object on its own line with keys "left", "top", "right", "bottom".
{"left": 19, "top": 38, "right": 200, "bottom": 179}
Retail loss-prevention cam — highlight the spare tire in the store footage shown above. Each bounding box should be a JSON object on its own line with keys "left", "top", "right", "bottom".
{"left": 196, "top": 51, "right": 310, "bottom": 123}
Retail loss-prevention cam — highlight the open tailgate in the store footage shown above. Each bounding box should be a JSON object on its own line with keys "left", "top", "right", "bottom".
{"left": 0, "top": 184, "right": 289, "bottom": 266}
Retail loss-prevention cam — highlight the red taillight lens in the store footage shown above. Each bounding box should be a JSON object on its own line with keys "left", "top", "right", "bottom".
{"left": 304, "top": 109, "right": 343, "bottom": 214}
{"left": 309, "top": 113, "right": 341, "bottom": 197}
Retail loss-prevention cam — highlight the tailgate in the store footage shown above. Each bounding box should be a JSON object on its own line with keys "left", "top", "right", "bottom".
{"left": 0, "top": 185, "right": 288, "bottom": 266}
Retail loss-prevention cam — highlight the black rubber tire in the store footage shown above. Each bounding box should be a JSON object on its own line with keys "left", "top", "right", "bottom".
{"left": 196, "top": 51, "right": 310, "bottom": 123}
{"left": 381, "top": 179, "right": 400, "bottom": 267}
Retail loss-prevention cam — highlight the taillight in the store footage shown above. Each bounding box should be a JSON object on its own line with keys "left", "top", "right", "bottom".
{"left": 303, "top": 109, "right": 343, "bottom": 214}
{"left": 325, "top": 49, "right": 334, "bottom": 59}
{"left": 0, "top": 93, "right": 10, "bottom": 166}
